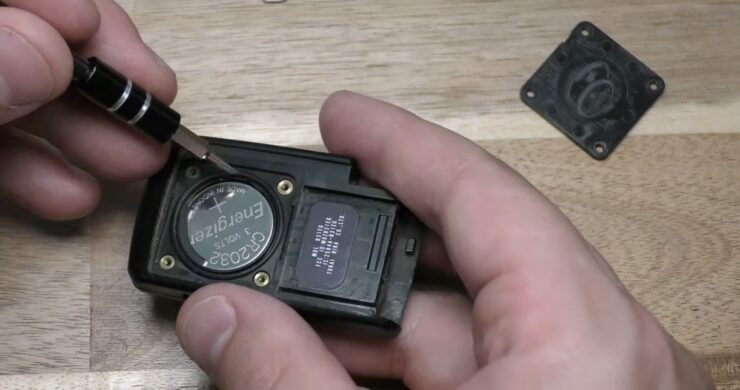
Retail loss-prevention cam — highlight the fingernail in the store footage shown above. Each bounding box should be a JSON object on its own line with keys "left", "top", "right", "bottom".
{"left": 180, "top": 295, "right": 236, "bottom": 372}
{"left": 68, "top": 163, "right": 96, "bottom": 182}
{"left": 0, "top": 27, "right": 53, "bottom": 107}
{"left": 147, "top": 46, "right": 172, "bottom": 72}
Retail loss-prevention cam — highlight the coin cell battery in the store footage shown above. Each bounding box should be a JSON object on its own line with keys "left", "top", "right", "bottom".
{"left": 182, "top": 181, "right": 275, "bottom": 272}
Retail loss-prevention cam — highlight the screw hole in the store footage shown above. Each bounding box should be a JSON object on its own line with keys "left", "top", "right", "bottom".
{"left": 525, "top": 89, "right": 536, "bottom": 99}
{"left": 593, "top": 142, "right": 607, "bottom": 155}
{"left": 580, "top": 28, "right": 591, "bottom": 37}
{"left": 648, "top": 77, "right": 663, "bottom": 92}
{"left": 184, "top": 165, "right": 200, "bottom": 179}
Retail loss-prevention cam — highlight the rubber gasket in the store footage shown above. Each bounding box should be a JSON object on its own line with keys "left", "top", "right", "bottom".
{"left": 521, "top": 21, "right": 665, "bottom": 160}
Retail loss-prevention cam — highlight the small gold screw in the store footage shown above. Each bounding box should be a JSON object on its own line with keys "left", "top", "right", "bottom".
{"left": 160, "top": 255, "right": 176, "bottom": 270}
{"left": 254, "top": 271, "right": 270, "bottom": 287}
{"left": 277, "top": 179, "right": 294, "bottom": 196}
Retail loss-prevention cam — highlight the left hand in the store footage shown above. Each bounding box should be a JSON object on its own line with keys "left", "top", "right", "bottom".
{"left": 175, "top": 91, "right": 713, "bottom": 390}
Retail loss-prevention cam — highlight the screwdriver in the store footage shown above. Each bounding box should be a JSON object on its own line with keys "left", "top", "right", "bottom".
{"left": 0, "top": 0, "right": 236, "bottom": 173}
{"left": 71, "top": 55, "right": 237, "bottom": 174}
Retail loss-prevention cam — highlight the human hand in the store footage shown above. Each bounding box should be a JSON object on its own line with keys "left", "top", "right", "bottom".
{"left": 0, "top": 0, "right": 175, "bottom": 220}
{"left": 175, "top": 91, "right": 714, "bottom": 389}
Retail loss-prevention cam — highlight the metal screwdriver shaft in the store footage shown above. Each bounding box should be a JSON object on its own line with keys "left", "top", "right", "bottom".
{"left": 71, "top": 55, "right": 238, "bottom": 174}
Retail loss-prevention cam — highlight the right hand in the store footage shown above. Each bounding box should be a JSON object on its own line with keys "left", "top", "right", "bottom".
{"left": 0, "top": 0, "right": 176, "bottom": 220}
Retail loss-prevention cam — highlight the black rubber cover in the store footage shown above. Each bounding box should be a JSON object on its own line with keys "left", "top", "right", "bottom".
{"left": 521, "top": 21, "right": 665, "bottom": 159}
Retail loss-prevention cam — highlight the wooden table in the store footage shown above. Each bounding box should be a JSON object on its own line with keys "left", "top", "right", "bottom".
{"left": 1, "top": 0, "right": 739, "bottom": 388}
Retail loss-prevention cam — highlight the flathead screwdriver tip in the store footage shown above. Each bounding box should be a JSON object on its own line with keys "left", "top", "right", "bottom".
{"left": 208, "top": 152, "right": 239, "bottom": 174}
{"left": 171, "top": 124, "right": 238, "bottom": 174}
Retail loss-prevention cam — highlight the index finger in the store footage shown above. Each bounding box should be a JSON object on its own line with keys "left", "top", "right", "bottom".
{"left": 3, "top": 0, "right": 101, "bottom": 43}
{"left": 319, "top": 91, "right": 591, "bottom": 296}
{"left": 14, "top": 0, "right": 176, "bottom": 180}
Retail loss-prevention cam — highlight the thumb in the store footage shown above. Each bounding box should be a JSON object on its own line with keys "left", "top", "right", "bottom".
{"left": 176, "top": 284, "right": 356, "bottom": 390}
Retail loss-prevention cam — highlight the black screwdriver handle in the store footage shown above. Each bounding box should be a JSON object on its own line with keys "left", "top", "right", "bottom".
{"left": 72, "top": 56, "right": 180, "bottom": 143}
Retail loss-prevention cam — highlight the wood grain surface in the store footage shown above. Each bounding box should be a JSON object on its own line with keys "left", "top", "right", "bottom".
{"left": 1, "top": 0, "right": 739, "bottom": 388}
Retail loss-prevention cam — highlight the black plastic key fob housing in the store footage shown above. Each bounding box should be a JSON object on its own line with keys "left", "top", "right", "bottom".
{"left": 128, "top": 138, "right": 422, "bottom": 336}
